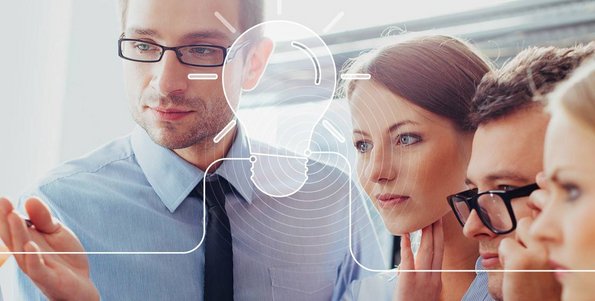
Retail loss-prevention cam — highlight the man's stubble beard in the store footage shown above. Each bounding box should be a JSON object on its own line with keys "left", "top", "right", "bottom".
{"left": 133, "top": 94, "right": 234, "bottom": 150}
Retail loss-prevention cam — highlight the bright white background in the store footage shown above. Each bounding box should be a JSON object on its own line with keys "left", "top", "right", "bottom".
{"left": 0, "top": 1, "right": 131, "bottom": 201}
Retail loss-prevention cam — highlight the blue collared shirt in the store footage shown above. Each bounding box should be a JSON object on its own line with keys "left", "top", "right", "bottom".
{"left": 461, "top": 258, "right": 494, "bottom": 301}
{"left": 3, "top": 126, "right": 384, "bottom": 301}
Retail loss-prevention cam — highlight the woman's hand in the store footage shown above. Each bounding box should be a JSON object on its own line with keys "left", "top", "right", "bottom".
{"left": 393, "top": 219, "right": 444, "bottom": 301}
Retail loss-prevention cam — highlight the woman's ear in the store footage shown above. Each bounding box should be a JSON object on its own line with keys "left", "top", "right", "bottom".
{"left": 242, "top": 38, "right": 274, "bottom": 91}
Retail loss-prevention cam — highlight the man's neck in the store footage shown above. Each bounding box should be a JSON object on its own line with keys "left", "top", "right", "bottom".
{"left": 173, "top": 128, "right": 237, "bottom": 172}
{"left": 439, "top": 211, "right": 479, "bottom": 301}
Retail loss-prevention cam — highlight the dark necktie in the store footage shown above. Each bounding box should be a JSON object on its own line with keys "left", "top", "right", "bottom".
{"left": 198, "top": 175, "right": 234, "bottom": 301}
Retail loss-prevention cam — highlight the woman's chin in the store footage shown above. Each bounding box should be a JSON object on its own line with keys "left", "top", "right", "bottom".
{"left": 385, "top": 220, "right": 425, "bottom": 235}
{"left": 383, "top": 213, "right": 446, "bottom": 235}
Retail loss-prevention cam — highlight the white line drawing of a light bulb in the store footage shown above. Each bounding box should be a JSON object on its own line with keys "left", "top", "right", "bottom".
{"left": 222, "top": 20, "right": 337, "bottom": 197}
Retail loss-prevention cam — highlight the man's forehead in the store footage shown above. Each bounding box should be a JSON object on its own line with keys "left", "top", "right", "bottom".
{"left": 125, "top": 27, "right": 235, "bottom": 43}
{"left": 125, "top": 0, "right": 240, "bottom": 42}
{"left": 468, "top": 120, "right": 545, "bottom": 186}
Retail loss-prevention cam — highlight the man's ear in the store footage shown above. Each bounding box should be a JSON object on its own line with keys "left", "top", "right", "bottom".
{"left": 242, "top": 38, "right": 274, "bottom": 91}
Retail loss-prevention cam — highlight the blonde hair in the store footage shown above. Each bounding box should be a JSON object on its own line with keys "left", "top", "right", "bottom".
{"left": 548, "top": 57, "right": 595, "bottom": 132}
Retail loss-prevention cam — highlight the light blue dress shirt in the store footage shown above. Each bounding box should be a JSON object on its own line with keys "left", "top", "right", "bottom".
{"left": 4, "top": 126, "right": 384, "bottom": 301}
{"left": 461, "top": 258, "right": 494, "bottom": 301}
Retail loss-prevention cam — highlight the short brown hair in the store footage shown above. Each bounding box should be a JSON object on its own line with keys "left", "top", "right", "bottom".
{"left": 549, "top": 57, "right": 595, "bottom": 132}
{"left": 118, "top": 0, "right": 264, "bottom": 33}
{"left": 343, "top": 34, "right": 491, "bottom": 132}
{"left": 469, "top": 43, "right": 594, "bottom": 128}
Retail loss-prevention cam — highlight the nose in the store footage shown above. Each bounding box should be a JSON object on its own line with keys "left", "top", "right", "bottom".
{"left": 530, "top": 199, "right": 562, "bottom": 245}
{"left": 151, "top": 50, "right": 188, "bottom": 96}
{"left": 463, "top": 210, "right": 497, "bottom": 240}
{"left": 367, "top": 146, "right": 397, "bottom": 183}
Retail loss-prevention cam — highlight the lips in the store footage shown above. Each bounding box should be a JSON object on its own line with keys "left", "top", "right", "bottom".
{"left": 150, "top": 107, "right": 193, "bottom": 121}
{"left": 548, "top": 260, "right": 569, "bottom": 282}
{"left": 480, "top": 253, "right": 500, "bottom": 269}
{"left": 375, "top": 194, "right": 410, "bottom": 208}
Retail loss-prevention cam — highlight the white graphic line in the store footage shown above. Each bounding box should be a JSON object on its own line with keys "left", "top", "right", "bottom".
{"left": 214, "top": 11, "right": 237, "bottom": 33}
{"left": 340, "top": 73, "right": 371, "bottom": 80}
{"left": 323, "top": 11, "right": 345, "bottom": 34}
{"left": 291, "top": 41, "right": 321, "bottom": 85}
{"left": 214, "top": 119, "right": 237, "bottom": 143}
{"left": 277, "top": 0, "right": 282, "bottom": 15}
{"left": 322, "top": 120, "right": 345, "bottom": 143}
{"left": 188, "top": 73, "right": 219, "bottom": 80}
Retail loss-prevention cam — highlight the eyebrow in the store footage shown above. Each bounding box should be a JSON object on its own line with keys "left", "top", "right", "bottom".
{"left": 352, "top": 120, "right": 418, "bottom": 137}
{"left": 181, "top": 30, "right": 233, "bottom": 43}
{"left": 127, "top": 28, "right": 160, "bottom": 38}
{"left": 483, "top": 171, "right": 531, "bottom": 185}
{"left": 126, "top": 28, "right": 233, "bottom": 44}
{"left": 389, "top": 120, "right": 418, "bottom": 133}
{"left": 466, "top": 171, "right": 531, "bottom": 189}
{"left": 548, "top": 167, "right": 575, "bottom": 184}
{"left": 352, "top": 129, "right": 370, "bottom": 137}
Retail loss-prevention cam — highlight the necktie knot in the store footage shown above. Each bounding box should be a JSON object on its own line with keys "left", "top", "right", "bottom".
{"left": 197, "top": 175, "right": 234, "bottom": 209}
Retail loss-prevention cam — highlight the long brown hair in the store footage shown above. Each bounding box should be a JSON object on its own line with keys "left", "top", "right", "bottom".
{"left": 343, "top": 34, "right": 491, "bottom": 131}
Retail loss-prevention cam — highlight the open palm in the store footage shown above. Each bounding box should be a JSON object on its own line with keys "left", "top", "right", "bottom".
{"left": 0, "top": 197, "right": 99, "bottom": 301}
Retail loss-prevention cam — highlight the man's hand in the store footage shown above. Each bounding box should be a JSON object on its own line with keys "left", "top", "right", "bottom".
{"left": 0, "top": 197, "right": 99, "bottom": 301}
{"left": 499, "top": 216, "right": 561, "bottom": 301}
{"left": 393, "top": 219, "right": 444, "bottom": 301}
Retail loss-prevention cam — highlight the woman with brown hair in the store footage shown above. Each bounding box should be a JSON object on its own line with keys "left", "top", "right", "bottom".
{"left": 341, "top": 34, "right": 493, "bottom": 300}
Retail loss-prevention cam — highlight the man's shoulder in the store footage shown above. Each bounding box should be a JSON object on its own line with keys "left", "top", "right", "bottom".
{"left": 32, "top": 134, "right": 136, "bottom": 192}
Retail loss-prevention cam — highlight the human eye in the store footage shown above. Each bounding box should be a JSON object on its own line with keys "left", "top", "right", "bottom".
{"left": 395, "top": 133, "right": 422, "bottom": 146}
{"left": 133, "top": 41, "right": 159, "bottom": 52}
{"left": 189, "top": 46, "right": 217, "bottom": 56}
{"left": 354, "top": 140, "right": 373, "bottom": 154}
{"left": 497, "top": 185, "right": 518, "bottom": 192}
{"left": 561, "top": 182, "right": 581, "bottom": 202}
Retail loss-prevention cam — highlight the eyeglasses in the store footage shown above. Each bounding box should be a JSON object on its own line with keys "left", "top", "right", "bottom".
{"left": 447, "top": 183, "right": 539, "bottom": 234}
{"left": 118, "top": 38, "right": 246, "bottom": 67}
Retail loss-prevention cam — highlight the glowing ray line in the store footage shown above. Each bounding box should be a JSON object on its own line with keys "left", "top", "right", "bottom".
{"left": 323, "top": 11, "right": 345, "bottom": 33}
{"left": 341, "top": 73, "right": 371, "bottom": 80}
{"left": 322, "top": 120, "right": 345, "bottom": 143}
{"left": 188, "top": 73, "right": 218, "bottom": 80}
{"left": 214, "top": 119, "right": 237, "bottom": 143}
{"left": 214, "top": 11, "right": 237, "bottom": 33}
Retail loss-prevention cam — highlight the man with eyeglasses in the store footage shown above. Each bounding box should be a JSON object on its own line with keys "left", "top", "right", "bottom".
{"left": 448, "top": 44, "right": 594, "bottom": 301}
{"left": 0, "top": 0, "right": 382, "bottom": 300}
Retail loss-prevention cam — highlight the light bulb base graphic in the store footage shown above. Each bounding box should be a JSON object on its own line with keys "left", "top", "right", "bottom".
{"left": 249, "top": 153, "right": 308, "bottom": 197}
{"left": 222, "top": 20, "right": 337, "bottom": 197}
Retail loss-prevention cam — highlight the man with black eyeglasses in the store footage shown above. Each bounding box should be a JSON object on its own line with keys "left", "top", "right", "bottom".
{"left": 0, "top": 0, "right": 383, "bottom": 300}
{"left": 448, "top": 44, "right": 593, "bottom": 301}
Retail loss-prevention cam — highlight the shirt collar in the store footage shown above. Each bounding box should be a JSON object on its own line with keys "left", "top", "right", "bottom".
{"left": 131, "top": 125, "right": 255, "bottom": 213}
{"left": 475, "top": 256, "right": 486, "bottom": 275}
{"left": 215, "top": 125, "right": 255, "bottom": 204}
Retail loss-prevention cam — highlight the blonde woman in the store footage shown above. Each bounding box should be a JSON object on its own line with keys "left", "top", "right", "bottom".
{"left": 531, "top": 58, "right": 595, "bottom": 301}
